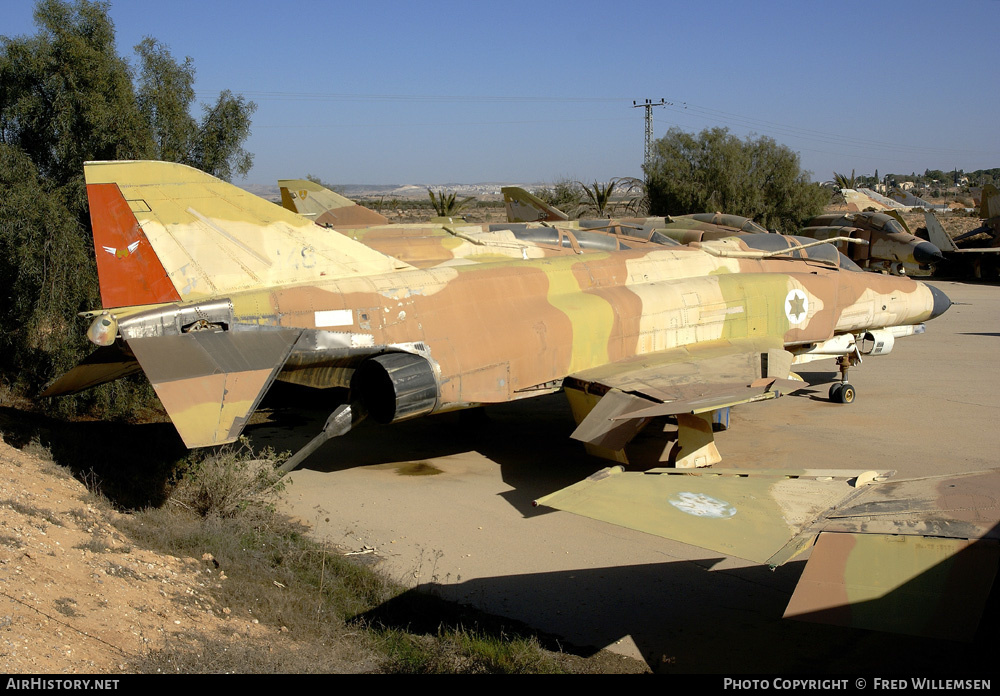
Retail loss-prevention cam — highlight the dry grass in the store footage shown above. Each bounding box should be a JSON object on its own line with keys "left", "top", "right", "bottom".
{"left": 108, "top": 441, "right": 568, "bottom": 673}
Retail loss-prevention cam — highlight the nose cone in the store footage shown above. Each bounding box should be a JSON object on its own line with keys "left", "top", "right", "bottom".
{"left": 914, "top": 241, "right": 946, "bottom": 265}
{"left": 928, "top": 284, "right": 952, "bottom": 319}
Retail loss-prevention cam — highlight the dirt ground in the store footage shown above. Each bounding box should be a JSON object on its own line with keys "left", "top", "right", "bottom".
{"left": 0, "top": 441, "right": 280, "bottom": 673}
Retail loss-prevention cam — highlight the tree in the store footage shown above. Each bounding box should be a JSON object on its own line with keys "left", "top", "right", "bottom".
{"left": 188, "top": 89, "right": 256, "bottom": 181}
{"left": 577, "top": 180, "right": 617, "bottom": 217}
{"left": 644, "top": 127, "right": 828, "bottom": 232}
{"left": 0, "top": 0, "right": 257, "bottom": 411}
{"left": 0, "top": 0, "right": 151, "bottom": 188}
{"left": 0, "top": 145, "right": 96, "bottom": 384}
{"left": 134, "top": 39, "right": 256, "bottom": 182}
{"left": 427, "top": 189, "right": 475, "bottom": 217}
{"left": 575, "top": 177, "right": 646, "bottom": 218}
{"left": 535, "top": 178, "right": 582, "bottom": 217}
{"left": 134, "top": 37, "right": 196, "bottom": 164}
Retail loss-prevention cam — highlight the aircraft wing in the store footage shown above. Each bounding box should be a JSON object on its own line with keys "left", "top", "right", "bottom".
{"left": 536, "top": 467, "right": 1000, "bottom": 640}
{"left": 564, "top": 337, "right": 803, "bottom": 463}
{"left": 535, "top": 467, "right": 890, "bottom": 565}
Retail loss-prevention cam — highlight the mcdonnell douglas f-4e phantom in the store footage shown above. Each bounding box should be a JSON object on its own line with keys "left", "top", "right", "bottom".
{"left": 43, "top": 161, "right": 949, "bottom": 477}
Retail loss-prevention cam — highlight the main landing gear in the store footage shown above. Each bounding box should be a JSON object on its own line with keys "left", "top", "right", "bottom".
{"left": 829, "top": 353, "right": 858, "bottom": 404}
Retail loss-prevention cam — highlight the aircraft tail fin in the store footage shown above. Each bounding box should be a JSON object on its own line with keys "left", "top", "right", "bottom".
{"left": 922, "top": 211, "right": 958, "bottom": 252}
{"left": 87, "top": 182, "right": 183, "bottom": 308}
{"left": 501, "top": 186, "right": 570, "bottom": 222}
{"left": 84, "top": 161, "right": 410, "bottom": 307}
{"left": 980, "top": 183, "right": 1000, "bottom": 220}
{"left": 278, "top": 178, "right": 390, "bottom": 227}
{"left": 885, "top": 209, "right": 911, "bottom": 234}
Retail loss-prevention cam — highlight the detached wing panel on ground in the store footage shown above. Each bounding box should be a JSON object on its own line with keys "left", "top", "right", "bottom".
{"left": 536, "top": 469, "right": 891, "bottom": 565}
{"left": 785, "top": 531, "right": 998, "bottom": 641}
{"left": 538, "top": 467, "right": 1000, "bottom": 640}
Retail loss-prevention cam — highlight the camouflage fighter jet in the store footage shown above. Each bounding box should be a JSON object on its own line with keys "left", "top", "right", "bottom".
{"left": 798, "top": 211, "right": 944, "bottom": 276}
{"left": 921, "top": 186, "right": 1000, "bottom": 280}
{"left": 44, "top": 161, "right": 949, "bottom": 476}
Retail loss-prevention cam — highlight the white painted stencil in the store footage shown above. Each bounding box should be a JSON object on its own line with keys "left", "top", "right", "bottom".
{"left": 314, "top": 309, "right": 353, "bottom": 327}
{"left": 668, "top": 492, "right": 737, "bottom": 518}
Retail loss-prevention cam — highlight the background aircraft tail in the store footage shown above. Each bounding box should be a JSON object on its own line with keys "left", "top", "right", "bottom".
{"left": 980, "top": 183, "right": 999, "bottom": 220}
{"left": 278, "top": 178, "right": 390, "bottom": 227}
{"left": 922, "top": 211, "right": 958, "bottom": 252}
{"left": 84, "top": 161, "right": 410, "bottom": 307}
{"left": 502, "top": 186, "right": 570, "bottom": 222}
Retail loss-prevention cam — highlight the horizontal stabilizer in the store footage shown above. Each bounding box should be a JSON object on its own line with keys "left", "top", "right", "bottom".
{"left": 39, "top": 343, "right": 141, "bottom": 397}
{"left": 127, "top": 329, "right": 300, "bottom": 447}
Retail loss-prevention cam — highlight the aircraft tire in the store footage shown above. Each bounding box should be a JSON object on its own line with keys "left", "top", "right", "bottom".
{"left": 836, "top": 384, "right": 856, "bottom": 404}
{"left": 829, "top": 384, "right": 843, "bottom": 402}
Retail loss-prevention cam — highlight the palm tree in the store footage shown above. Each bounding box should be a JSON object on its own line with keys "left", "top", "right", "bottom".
{"left": 577, "top": 177, "right": 648, "bottom": 217}
{"left": 615, "top": 176, "right": 648, "bottom": 216}
{"left": 832, "top": 170, "right": 858, "bottom": 189}
{"left": 428, "top": 189, "right": 476, "bottom": 217}
{"left": 577, "top": 180, "right": 615, "bottom": 217}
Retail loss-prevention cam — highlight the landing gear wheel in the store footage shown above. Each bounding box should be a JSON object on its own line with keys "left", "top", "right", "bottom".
{"left": 829, "top": 384, "right": 843, "bottom": 401}
{"left": 833, "top": 383, "right": 856, "bottom": 404}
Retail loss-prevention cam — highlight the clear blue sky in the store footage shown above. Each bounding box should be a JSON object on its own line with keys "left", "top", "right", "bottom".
{"left": 5, "top": 0, "right": 998, "bottom": 186}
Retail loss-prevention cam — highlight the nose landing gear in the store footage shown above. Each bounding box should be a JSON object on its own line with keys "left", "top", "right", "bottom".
{"left": 829, "top": 353, "right": 859, "bottom": 404}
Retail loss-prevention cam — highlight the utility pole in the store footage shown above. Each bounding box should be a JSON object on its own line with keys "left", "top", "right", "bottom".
{"left": 632, "top": 98, "right": 668, "bottom": 180}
